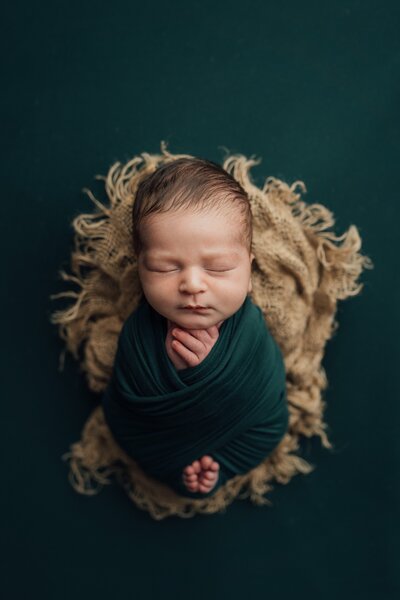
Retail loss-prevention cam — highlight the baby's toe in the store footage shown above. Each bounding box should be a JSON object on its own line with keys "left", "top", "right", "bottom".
{"left": 199, "top": 468, "right": 219, "bottom": 490}
{"left": 200, "top": 455, "right": 214, "bottom": 470}
{"left": 183, "top": 465, "right": 195, "bottom": 475}
{"left": 198, "top": 477, "right": 217, "bottom": 493}
{"left": 201, "top": 472, "right": 218, "bottom": 487}
{"left": 186, "top": 482, "right": 199, "bottom": 492}
{"left": 192, "top": 460, "right": 202, "bottom": 473}
{"left": 182, "top": 470, "right": 199, "bottom": 491}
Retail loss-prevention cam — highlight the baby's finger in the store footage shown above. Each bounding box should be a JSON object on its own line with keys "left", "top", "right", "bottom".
{"left": 171, "top": 338, "right": 201, "bottom": 367}
{"left": 172, "top": 328, "right": 204, "bottom": 353}
{"left": 203, "top": 321, "right": 223, "bottom": 339}
{"left": 185, "top": 325, "right": 219, "bottom": 343}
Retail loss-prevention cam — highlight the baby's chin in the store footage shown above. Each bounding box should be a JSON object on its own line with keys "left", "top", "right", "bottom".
{"left": 167, "top": 311, "right": 225, "bottom": 331}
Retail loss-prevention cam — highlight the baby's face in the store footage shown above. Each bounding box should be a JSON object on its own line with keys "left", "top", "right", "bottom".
{"left": 137, "top": 208, "right": 255, "bottom": 329}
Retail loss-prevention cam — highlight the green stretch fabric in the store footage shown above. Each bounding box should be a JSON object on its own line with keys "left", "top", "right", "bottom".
{"left": 102, "top": 294, "right": 289, "bottom": 499}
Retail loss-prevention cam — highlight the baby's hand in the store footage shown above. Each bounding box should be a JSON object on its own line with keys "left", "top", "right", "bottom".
{"left": 165, "top": 319, "right": 223, "bottom": 371}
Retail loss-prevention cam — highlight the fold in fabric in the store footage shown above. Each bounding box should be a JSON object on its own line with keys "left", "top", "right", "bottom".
{"left": 102, "top": 293, "right": 289, "bottom": 499}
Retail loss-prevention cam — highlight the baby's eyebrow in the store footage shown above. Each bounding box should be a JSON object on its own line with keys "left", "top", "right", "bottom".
{"left": 147, "top": 251, "right": 240, "bottom": 260}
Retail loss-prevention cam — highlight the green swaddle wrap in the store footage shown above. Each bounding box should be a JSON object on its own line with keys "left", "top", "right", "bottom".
{"left": 102, "top": 294, "right": 289, "bottom": 499}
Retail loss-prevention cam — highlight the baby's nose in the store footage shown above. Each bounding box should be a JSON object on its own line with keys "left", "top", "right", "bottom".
{"left": 178, "top": 269, "right": 207, "bottom": 292}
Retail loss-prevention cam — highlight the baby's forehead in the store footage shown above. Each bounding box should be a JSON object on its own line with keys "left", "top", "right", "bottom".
{"left": 144, "top": 206, "right": 241, "bottom": 229}
{"left": 140, "top": 207, "right": 244, "bottom": 251}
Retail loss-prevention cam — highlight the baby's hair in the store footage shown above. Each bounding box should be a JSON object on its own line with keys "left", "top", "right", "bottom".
{"left": 131, "top": 157, "right": 253, "bottom": 258}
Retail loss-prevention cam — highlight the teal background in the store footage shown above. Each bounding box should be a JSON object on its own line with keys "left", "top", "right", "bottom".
{"left": 2, "top": 1, "right": 399, "bottom": 598}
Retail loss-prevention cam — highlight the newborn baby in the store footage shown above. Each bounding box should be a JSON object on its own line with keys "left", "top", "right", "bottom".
{"left": 102, "top": 156, "right": 289, "bottom": 499}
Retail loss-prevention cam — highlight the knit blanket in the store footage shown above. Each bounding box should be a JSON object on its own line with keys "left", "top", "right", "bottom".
{"left": 50, "top": 141, "right": 373, "bottom": 520}
{"left": 102, "top": 293, "right": 289, "bottom": 499}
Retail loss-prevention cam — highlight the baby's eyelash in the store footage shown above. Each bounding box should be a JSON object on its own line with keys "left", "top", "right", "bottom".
{"left": 153, "top": 268, "right": 232, "bottom": 273}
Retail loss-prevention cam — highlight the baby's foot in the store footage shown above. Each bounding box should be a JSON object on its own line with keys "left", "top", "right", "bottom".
{"left": 182, "top": 455, "right": 220, "bottom": 494}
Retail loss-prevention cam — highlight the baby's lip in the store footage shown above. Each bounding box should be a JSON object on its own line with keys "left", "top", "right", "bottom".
{"left": 182, "top": 305, "right": 210, "bottom": 309}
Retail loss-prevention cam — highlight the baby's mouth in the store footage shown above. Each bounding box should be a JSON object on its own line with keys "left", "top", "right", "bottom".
{"left": 182, "top": 306, "right": 210, "bottom": 311}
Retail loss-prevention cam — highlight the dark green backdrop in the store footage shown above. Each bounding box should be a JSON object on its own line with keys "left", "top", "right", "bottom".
{"left": 2, "top": 1, "right": 399, "bottom": 599}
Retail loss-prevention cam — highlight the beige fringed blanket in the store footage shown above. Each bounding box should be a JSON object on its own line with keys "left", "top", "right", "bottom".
{"left": 50, "top": 141, "right": 373, "bottom": 520}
